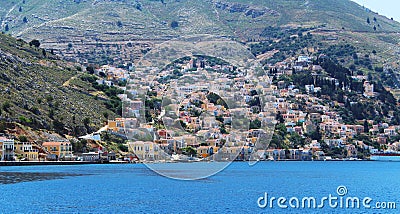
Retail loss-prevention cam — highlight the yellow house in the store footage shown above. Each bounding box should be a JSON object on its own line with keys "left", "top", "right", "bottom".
{"left": 42, "top": 142, "right": 73, "bottom": 159}
{"left": 108, "top": 118, "right": 139, "bottom": 133}
{"left": 14, "top": 142, "right": 39, "bottom": 161}
{"left": 108, "top": 118, "right": 125, "bottom": 133}
{"left": 197, "top": 146, "right": 211, "bottom": 158}
{"left": 128, "top": 141, "right": 160, "bottom": 161}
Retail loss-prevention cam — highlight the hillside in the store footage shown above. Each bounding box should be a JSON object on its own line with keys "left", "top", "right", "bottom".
{"left": 1, "top": 0, "right": 399, "bottom": 66}
{"left": 0, "top": 33, "right": 119, "bottom": 136}
{"left": 0, "top": 0, "right": 400, "bottom": 158}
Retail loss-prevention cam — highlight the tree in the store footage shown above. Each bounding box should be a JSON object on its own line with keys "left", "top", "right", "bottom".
{"left": 179, "top": 120, "right": 187, "bottom": 129}
{"left": 86, "top": 66, "right": 95, "bottom": 74}
{"left": 220, "top": 125, "right": 228, "bottom": 134}
{"left": 363, "top": 120, "right": 370, "bottom": 133}
{"left": 116, "top": 21, "right": 123, "bottom": 28}
{"left": 118, "top": 144, "right": 128, "bottom": 152}
{"left": 373, "top": 26, "right": 376, "bottom": 31}
{"left": 182, "top": 147, "right": 197, "bottom": 156}
{"left": 249, "top": 119, "right": 261, "bottom": 129}
{"left": 367, "top": 17, "right": 370, "bottom": 24}
{"left": 171, "top": 20, "right": 179, "bottom": 29}
{"left": 5, "top": 24, "right": 9, "bottom": 31}
{"left": 23, "top": 17, "right": 28, "bottom": 23}
{"left": 83, "top": 117, "right": 90, "bottom": 126}
{"left": 373, "top": 17, "right": 377, "bottom": 22}
{"left": 289, "top": 132, "right": 304, "bottom": 148}
{"left": 310, "top": 126, "right": 322, "bottom": 141}
{"left": 29, "top": 39, "right": 40, "bottom": 48}
{"left": 73, "top": 139, "right": 86, "bottom": 153}
{"left": 352, "top": 53, "right": 358, "bottom": 60}
{"left": 2, "top": 102, "right": 11, "bottom": 112}
{"left": 135, "top": 3, "right": 142, "bottom": 11}
{"left": 53, "top": 119, "right": 65, "bottom": 134}
{"left": 276, "top": 111, "right": 285, "bottom": 124}
{"left": 19, "top": 6, "right": 22, "bottom": 12}
{"left": 18, "top": 135, "right": 28, "bottom": 142}
{"left": 0, "top": 121, "right": 6, "bottom": 133}
{"left": 48, "top": 109, "right": 54, "bottom": 119}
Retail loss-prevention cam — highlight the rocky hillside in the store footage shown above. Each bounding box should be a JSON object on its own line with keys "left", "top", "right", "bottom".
{"left": 0, "top": 33, "right": 119, "bottom": 136}
{"left": 1, "top": 0, "right": 399, "bottom": 66}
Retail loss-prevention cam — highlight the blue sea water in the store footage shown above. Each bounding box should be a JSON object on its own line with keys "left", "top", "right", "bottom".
{"left": 0, "top": 162, "right": 399, "bottom": 213}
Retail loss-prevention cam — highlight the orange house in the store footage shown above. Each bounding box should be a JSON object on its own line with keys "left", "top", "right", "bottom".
{"left": 42, "top": 142, "right": 73, "bottom": 159}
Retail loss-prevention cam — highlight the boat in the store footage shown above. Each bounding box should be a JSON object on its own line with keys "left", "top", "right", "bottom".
{"left": 171, "top": 154, "right": 189, "bottom": 162}
{"left": 370, "top": 151, "right": 400, "bottom": 162}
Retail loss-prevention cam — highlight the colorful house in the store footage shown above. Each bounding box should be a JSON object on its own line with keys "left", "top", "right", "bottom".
{"left": 0, "top": 137, "right": 15, "bottom": 161}
{"left": 14, "top": 142, "right": 39, "bottom": 161}
{"left": 42, "top": 142, "right": 73, "bottom": 160}
{"left": 128, "top": 141, "right": 161, "bottom": 161}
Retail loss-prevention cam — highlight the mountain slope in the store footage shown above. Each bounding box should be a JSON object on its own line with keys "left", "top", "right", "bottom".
{"left": 3, "top": 0, "right": 400, "bottom": 38}
{"left": 1, "top": 0, "right": 399, "bottom": 65}
{"left": 0, "top": 33, "right": 118, "bottom": 136}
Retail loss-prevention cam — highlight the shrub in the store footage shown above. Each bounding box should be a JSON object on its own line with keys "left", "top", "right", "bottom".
{"left": 171, "top": 20, "right": 179, "bottom": 28}
{"left": 29, "top": 39, "right": 40, "bottom": 48}
{"left": 18, "top": 135, "right": 28, "bottom": 142}
{"left": 2, "top": 102, "right": 11, "bottom": 112}
{"left": 118, "top": 144, "right": 128, "bottom": 152}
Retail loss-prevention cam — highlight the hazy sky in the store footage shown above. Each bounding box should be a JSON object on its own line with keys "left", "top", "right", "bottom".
{"left": 351, "top": 0, "right": 400, "bottom": 21}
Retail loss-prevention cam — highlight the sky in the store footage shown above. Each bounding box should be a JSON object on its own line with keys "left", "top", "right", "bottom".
{"left": 351, "top": 0, "right": 400, "bottom": 21}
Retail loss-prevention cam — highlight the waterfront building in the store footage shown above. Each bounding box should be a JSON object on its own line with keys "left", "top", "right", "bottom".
{"left": 82, "top": 152, "right": 101, "bottom": 162}
{"left": 0, "top": 137, "right": 15, "bottom": 161}
{"left": 128, "top": 141, "right": 161, "bottom": 161}
{"left": 14, "top": 142, "right": 39, "bottom": 161}
{"left": 42, "top": 142, "right": 73, "bottom": 160}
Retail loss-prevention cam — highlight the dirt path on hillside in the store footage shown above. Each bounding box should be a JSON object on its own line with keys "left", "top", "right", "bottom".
{"left": 63, "top": 74, "right": 79, "bottom": 87}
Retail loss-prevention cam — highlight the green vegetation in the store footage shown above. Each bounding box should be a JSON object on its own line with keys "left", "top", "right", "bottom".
{"left": 28, "top": 39, "right": 40, "bottom": 48}
{"left": 251, "top": 31, "right": 316, "bottom": 64}
{"left": 79, "top": 74, "right": 123, "bottom": 115}
{"left": 101, "top": 132, "right": 128, "bottom": 153}
{"left": 320, "top": 44, "right": 356, "bottom": 60}
{"left": 0, "top": 33, "right": 118, "bottom": 136}
{"left": 182, "top": 147, "right": 197, "bottom": 156}
{"left": 260, "top": 26, "right": 315, "bottom": 39}
{"left": 170, "top": 20, "right": 179, "bottom": 29}
{"left": 1, "top": 0, "right": 399, "bottom": 67}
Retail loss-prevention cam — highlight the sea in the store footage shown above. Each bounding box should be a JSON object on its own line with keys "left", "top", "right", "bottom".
{"left": 0, "top": 161, "right": 399, "bottom": 213}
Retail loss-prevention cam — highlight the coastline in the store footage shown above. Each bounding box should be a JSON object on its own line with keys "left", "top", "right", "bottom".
{"left": 0, "top": 159, "right": 374, "bottom": 166}
{"left": 0, "top": 160, "right": 129, "bottom": 166}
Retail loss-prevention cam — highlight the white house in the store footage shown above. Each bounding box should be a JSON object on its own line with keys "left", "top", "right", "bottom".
{"left": 0, "top": 137, "right": 15, "bottom": 161}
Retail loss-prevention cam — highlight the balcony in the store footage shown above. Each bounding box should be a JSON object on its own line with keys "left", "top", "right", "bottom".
{"left": 24, "top": 149, "right": 39, "bottom": 153}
